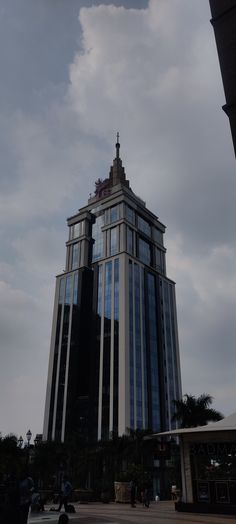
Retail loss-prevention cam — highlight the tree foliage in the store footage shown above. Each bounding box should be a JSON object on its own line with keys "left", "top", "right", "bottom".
{"left": 172, "top": 393, "right": 223, "bottom": 428}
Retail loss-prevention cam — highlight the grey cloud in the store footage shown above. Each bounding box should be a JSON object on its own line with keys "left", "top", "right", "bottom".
{"left": 0, "top": 0, "right": 235, "bottom": 438}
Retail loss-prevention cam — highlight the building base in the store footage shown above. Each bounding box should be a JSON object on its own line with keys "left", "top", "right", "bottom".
{"left": 175, "top": 501, "right": 236, "bottom": 515}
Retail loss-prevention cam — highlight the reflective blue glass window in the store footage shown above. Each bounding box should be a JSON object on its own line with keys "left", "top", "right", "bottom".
{"left": 92, "top": 214, "right": 104, "bottom": 261}
{"left": 69, "top": 226, "right": 73, "bottom": 241}
{"left": 104, "top": 205, "right": 119, "bottom": 225}
{"left": 59, "top": 278, "right": 65, "bottom": 304}
{"left": 97, "top": 265, "right": 103, "bottom": 317}
{"left": 163, "top": 281, "right": 177, "bottom": 423}
{"left": 127, "top": 227, "right": 134, "bottom": 255}
{"left": 147, "top": 273, "right": 160, "bottom": 431}
{"left": 73, "top": 222, "right": 80, "bottom": 239}
{"left": 71, "top": 243, "right": 80, "bottom": 269}
{"left": 138, "top": 216, "right": 151, "bottom": 236}
{"left": 70, "top": 220, "right": 85, "bottom": 239}
{"left": 110, "top": 205, "right": 119, "bottom": 223}
{"left": 125, "top": 205, "right": 135, "bottom": 225}
{"left": 114, "top": 259, "right": 119, "bottom": 321}
{"left": 113, "top": 259, "right": 119, "bottom": 432}
{"left": 73, "top": 272, "right": 78, "bottom": 304}
{"left": 139, "top": 238, "right": 151, "bottom": 265}
{"left": 134, "top": 264, "right": 143, "bottom": 429}
{"left": 155, "top": 248, "right": 162, "bottom": 270}
{"left": 74, "top": 223, "right": 80, "bottom": 239}
{"left": 141, "top": 267, "right": 148, "bottom": 425}
{"left": 102, "top": 261, "right": 112, "bottom": 439}
{"left": 129, "top": 260, "right": 134, "bottom": 429}
{"left": 104, "top": 261, "right": 112, "bottom": 319}
{"left": 153, "top": 227, "right": 163, "bottom": 245}
{"left": 110, "top": 226, "right": 118, "bottom": 256}
{"left": 65, "top": 275, "right": 72, "bottom": 305}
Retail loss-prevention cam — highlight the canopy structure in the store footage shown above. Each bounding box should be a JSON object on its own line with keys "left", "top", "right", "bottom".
{"left": 155, "top": 413, "right": 236, "bottom": 515}
{"left": 154, "top": 412, "right": 236, "bottom": 438}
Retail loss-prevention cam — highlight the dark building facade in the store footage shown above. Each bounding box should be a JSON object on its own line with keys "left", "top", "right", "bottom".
{"left": 209, "top": 0, "right": 236, "bottom": 156}
{"left": 43, "top": 139, "right": 182, "bottom": 443}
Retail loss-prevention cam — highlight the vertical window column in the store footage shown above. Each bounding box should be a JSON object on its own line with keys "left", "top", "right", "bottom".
{"left": 53, "top": 275, "right": 72, "bottom": 441}
{"left": 134, "top": 264, "right": 143, "bottom": 429}
{"left": 101, "top": 262, "right": 112, "bottom": 439}
{"left": 113, "top": 259, "right": 119, "bottom": 433}
{"left": 147, "top": 273, "right": 160, "bottom": 432}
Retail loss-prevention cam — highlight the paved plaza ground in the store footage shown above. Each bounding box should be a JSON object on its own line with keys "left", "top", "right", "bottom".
{"left": 28, "top": 501, "right": 236, "bottom": 524}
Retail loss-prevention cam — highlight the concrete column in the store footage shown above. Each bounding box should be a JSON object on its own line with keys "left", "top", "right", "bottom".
{"left": 180, "top": 438, "right": 193, "bottom": 503}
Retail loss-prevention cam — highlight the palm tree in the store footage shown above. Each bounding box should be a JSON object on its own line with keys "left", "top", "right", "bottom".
{"left": 172, "top": 393, "right": 223, "bottom": 428}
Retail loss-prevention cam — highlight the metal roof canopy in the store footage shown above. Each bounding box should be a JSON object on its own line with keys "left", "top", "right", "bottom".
{"left": 152, "top": 412, "right": 236, "bottom": 438}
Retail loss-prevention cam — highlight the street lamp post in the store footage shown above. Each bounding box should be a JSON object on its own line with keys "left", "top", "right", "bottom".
{"left": 18, "top": 435, "right": 24, "bottom": 448}
{"left": 26, "top": 430, "right": 32, "bottom": 447}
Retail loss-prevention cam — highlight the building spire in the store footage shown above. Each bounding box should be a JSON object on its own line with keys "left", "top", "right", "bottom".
{"left": 116, "top": 132, "right": 120, "bottom": 159}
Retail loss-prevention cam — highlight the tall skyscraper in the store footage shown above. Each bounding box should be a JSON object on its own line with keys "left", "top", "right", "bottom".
{"left": 43, "top": 137, "right": 182, "bottom": 443}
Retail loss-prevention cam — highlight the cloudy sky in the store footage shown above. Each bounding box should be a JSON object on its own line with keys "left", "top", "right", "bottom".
{"left": 0, "top": 0, "right": 235, "bottom": 442}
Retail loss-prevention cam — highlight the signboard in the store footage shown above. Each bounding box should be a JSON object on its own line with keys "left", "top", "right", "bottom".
{"left": 197, "top": 481, "right": 210, "bottom": 502}
{"left": 190, "top": 443, "right": 236, "bottom": 457}
{"left": 153, "top": 442, "right": 171, "bottom": 460}
{"left": 216, "top": 482, "right": 229, "bottom": 503}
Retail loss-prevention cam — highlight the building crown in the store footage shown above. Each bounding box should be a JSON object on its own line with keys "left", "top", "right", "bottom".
{"left": 109, "top": 132, "right": 129, "bottom": 188}
{"left": 92, "top": 134, "right": 129, "bottom": 201}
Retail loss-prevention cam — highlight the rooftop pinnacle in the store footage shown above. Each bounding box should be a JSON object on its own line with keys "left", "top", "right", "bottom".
{"left": 109, "top": 132, "right": 129, "bottom": 188}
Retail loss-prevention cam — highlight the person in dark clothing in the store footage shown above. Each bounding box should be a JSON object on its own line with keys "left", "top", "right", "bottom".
{"left": 130, "top": 481, "right": 136, "bottom": 508}
{"left": 58, "top": 515, "right": 69, "bottom": 524}
{"left": 56, "top": 476, "right": 73, "bottom": 512}
{"left": 2, "top": 473, "right": 19, "bottom": 524}
{"left": 143, "top": 488, "right": 149, "bottom": 508}
{"left": 19, "top": 472, "right": 34, "bottom": 524}
{"left": 31, "top": 490, "right": 45, "bottom": 512}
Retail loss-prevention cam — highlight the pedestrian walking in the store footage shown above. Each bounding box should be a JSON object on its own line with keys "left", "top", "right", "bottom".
{"left": 143, "top": 488, "right": 149, "bottom": 508}
{"left": 130, "top": 480, "right": 136, "bottom": 508}
{"left": 56, "top": 475, "right": 73, "bottom": 512}
{"left": 19, "top": 471, "right": 34, "bottom": 524}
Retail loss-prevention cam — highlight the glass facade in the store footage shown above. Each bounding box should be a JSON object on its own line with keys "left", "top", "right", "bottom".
{"left": 45, "top": 173, "right": 181, "bottom": 444}
{"left": 71, "top": 243, "right": 80, "bottom": 269}
{"left": 134, "top": 264, "right": 142, "bottom": 428}
{"left": 155, "top": 248, "right": 161, "bottom": 268}
{"left": 70, "top": 220, "right": 85, "bottom": 240}
{"left": 110, "top": 226, "right": 118, "bottom": 255}
{"left": 138, "top": 215, "right": 151, "bottom": 236}
{"left": 139, "top": 237, "right": 151, "bottom": 266}
{"left": 95, "top": 258, "right": 120, "bottom": 438}
{"left": 161, "top": 280, "right": 180, "bottom": 427}
{"left": 125, "top": 204, "right": 135, "bottom": 225}
{"left": 129, "top": 260, "right": 134, "bottom": 429}
{"left": 105, "top": 204, "right": 119, "bottom": 225}
{"left": 48, "top": 271, "right": 80, "bottom": 441}
{"left": 110, "top": 205, "right": 119, "bottom": 223}
{"left": 129, "top": 260, "right": 149, "bottom": 430}
{"left": 153, "top": 227, "right": 163, "bottom": 245}
{"left": 92, "top": 214, "right": 104, "bottom": 261}
{"left": 128, "top": 262, "right": 162, "bottom": 431}
{"left": 59, "top": 277, "right": 65, "bottom": 304}
{"left": 147, "top": 273, "right": 160, "bottom": 432}
{"left": 94, "top": 265, "right": 103, "bottom": 441}
{"left": 127, "top": 227, "right": 134, "bottom": 255}
{"left": 101, "top": 261, "right": 112, "bottom": 439}
{"left": 113, "top": 259, "right": 119, "bottom": 432}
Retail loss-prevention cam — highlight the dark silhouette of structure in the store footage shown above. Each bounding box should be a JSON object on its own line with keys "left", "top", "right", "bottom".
{"left": 209, "top": 0, "right": 236, "bottom": 156}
